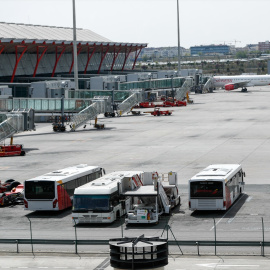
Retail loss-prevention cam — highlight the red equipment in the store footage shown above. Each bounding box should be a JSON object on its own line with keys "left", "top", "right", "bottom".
{"left": 137, "top": 102, "right": 156, "bottom": 108}
{"left": 0, "top": 144, "right": 25, "bottom": 157}
{"left": 145, "top": 108, "right": 172, "bottom": 116}
{"left": 154, "top": 99, "right": 187, "bottom": 107}
{"left": 0, "top": 180, "right": 23, "bottom": 206}
{"left": 225, "top": 84, "right": 236, "bottom": 91}
{"left": 162, "top": 100, "right": 187, "bottom": 107}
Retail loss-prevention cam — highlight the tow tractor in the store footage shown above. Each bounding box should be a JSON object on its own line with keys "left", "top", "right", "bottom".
{"left": 144, "top": 108, "right": 172, "bottom": 116}
{"left": 123, "top": 171, "right": 180, "bottom": 225}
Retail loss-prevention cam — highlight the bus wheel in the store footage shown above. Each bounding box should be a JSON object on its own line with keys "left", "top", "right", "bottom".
{"left": 116, "top": 211, "right": 120, "bottom": 220}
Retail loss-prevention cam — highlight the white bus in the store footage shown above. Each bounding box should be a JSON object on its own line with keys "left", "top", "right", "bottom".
{"left": 24, "top": 164, "right": 103, "bottom": 211}
{"left": 189, "top": 164, "right": 245, "bottom": 211}
{"left": 72, "top": 171, "right": 144, "bottom": 224}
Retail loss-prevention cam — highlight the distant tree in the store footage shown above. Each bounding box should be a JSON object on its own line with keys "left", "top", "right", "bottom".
{"left": 236, "top": 51, "right": 247, "bottom": 59}
{"left": 142, "top": 55, "right": 148, "bottom": 62}
{"left": 141, "top": 65, "right": 148, "bottom": 71}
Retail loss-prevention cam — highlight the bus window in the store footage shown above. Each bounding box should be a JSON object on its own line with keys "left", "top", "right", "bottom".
{"left": 190, "top": 181, "right": 223, "bottom": 198}
{"left": 73, "top": 195, "right": 110, "bottom": 212}
{"left": 25, "top": 181, "right": 55, "bottom": 200}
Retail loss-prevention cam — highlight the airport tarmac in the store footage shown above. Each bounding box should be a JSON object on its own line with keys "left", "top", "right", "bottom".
{"left": 1, "top": 86, "right": 270, "bottom": 184}
{"left": 1, "top": 86, "right": 270, "bottom": 267}
{"left": 0, "top": 254, "right": 270, "bottom": 270}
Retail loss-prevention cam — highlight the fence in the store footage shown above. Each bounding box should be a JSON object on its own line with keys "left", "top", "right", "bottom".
{"left": 0, "top": 215, "right": 269, "bottom": 256}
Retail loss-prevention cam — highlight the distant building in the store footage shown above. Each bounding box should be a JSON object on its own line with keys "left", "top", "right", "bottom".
{"left": 246, "top": 44, "right": 259, "bottom": 52}
{"left": 139, "top": 46, "right": 187, "bottom": 60}
{"left": 258, "top": 41, "right": 270, "bottom": 52}
{"left": 190, "top": 45, "right": 230, "bottom": 55}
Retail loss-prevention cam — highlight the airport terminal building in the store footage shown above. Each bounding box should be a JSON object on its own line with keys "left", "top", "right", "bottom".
{"left": 0, "top": 22, "right": 146, "bottom": 82}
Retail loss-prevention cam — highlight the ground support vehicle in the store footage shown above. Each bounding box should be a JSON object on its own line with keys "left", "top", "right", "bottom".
{"left": 189, "top": 164, "right": 245, "bottom": 211}
{"left": 0, "top": 180, "right": 23, "bottom": 206}
{"left": 137, "top": 102, "right": 156, "bottom": 108}
{"left": 24, "top": 164, "right": 103, "bottom": 211}
{"left": 0, "top": 179, "right": 21, "bottom": 193}
{"left": 124, "top": 171, "right": 180, "bottom": 225}
{"left": 52, "top": 123, "right": 66, "bottom": 132}
{"left": 0, "top": 144, "right": 25, "bottom": 157}
{"left": 72, "top": 171, "right": 144, "bottom": 224}
{"left": 162, "top": 100, "right": 187, "bottom": 107}
{"left": 145, "top": 108, "right": 172, "bottom": 116}
{"left": 104, "top": 112, "right": 116, "bottom": 117}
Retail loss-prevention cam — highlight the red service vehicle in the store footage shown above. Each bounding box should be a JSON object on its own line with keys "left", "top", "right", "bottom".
{"left": 138, "top": 102, "right": 156, "bottom": 108}
{"left": 0, "top": 144, "right": 25, "bottom": 157}
{"left": 145, "top": 108, "right": 172, "bottom": 116}
{"left": 163, "top": 100, "right": 187, "bottom": 107}
{"left": 155, "top": 100, "right": 186, "bottom": 107}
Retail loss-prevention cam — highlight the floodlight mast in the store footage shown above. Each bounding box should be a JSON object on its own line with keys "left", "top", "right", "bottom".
{"left": 73, "top": 0, "right": 79, "bottom": 90}
{"left": 177, "top": 0, "right": 181, "bottom": 76}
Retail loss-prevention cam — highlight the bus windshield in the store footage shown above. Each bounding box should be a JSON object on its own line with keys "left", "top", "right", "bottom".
{"left": 25, "top": 181, "right": 55, "bottom": 200}
{"left": 73, "top": 195, "right": 110, "bottom": 211}
{"left": 190, "top": 181, "right": 223, "bottom": 198}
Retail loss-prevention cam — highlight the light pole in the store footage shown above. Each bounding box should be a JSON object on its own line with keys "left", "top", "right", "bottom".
{"left": 177, "top": 0, "right": 181, "bottom": 76}
{"left": 73, "top": 0, "right": 79, "bottom": 90}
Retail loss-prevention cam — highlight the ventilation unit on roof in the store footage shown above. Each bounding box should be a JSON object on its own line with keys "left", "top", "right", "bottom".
{"left": 76, "top": 164, "right": 88, "bottom": 168}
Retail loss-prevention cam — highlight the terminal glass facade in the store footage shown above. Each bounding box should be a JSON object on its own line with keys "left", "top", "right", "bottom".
{"left": 0, "top": 98, "right": 92, "bottom": 112}
{"left": 119, "top": 77, "right": 186, "bottom": 91}
{"left": 67, "top": 90, "right": 130, "bottom": 102}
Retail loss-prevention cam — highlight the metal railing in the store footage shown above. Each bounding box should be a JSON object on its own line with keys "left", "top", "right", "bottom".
{"left": 117, "top": 91, "right": 143, "bottom": 116}
{"left": 0, "top": 114, "right": 24, "bottom": 142}
{"left": 174, "top": 77, "right": 193, "bottom": 100}
{"left": 0, "top": 238, "right": 269, "bottom": 256}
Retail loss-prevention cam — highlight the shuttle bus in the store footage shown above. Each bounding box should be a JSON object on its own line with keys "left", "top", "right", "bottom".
{"left": 24, "top": 164, "right": 103, "bottom": 211}
{"left": 189, "top": 164, "right": 245, "bottom": 211}
{"left": 72, "top": 171, "right": 144, "bottom": 224}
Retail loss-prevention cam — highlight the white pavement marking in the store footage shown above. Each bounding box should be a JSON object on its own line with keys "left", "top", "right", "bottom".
{"left": 197, "top": 263, "right": 259, "bottom": 268}
{"left": 217, "top": 266, "right": 259, "bottom": 268}
{"left": 246, "top": 196, "right": 253, "bottom": 202}
{"left": 227, "top": 217, "right": 235, "bottom": 223}
{"left": 210, "top": 194, "right": 244, "bottom": 231}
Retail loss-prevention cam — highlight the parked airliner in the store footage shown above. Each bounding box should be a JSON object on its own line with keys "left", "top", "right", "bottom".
{"left": 212, "top": 75, "right": 270, "bottom": 92}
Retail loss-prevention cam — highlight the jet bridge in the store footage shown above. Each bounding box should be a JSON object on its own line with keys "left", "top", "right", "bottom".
{"left": 0, "top": 109, "right": 35, "bottom": 142}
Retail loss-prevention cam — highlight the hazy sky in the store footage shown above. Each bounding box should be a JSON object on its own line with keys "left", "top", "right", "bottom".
{"left": 1, "top": 0, "right": 269, "bottom": 48}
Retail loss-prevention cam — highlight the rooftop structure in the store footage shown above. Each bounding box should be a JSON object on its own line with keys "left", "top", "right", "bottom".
{"left": 0, "top": 22, "right": 147, "bottom": 82}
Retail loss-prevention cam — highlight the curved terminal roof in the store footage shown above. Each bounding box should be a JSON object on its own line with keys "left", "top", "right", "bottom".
{"left": 0, "top": 22, "right": 147, "bottom": 54}
{"left": 0, "top": 22, "right": 147, "bottom": 79}
{"left": 0, "top": 22, "right": 111, "bottom": 43}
